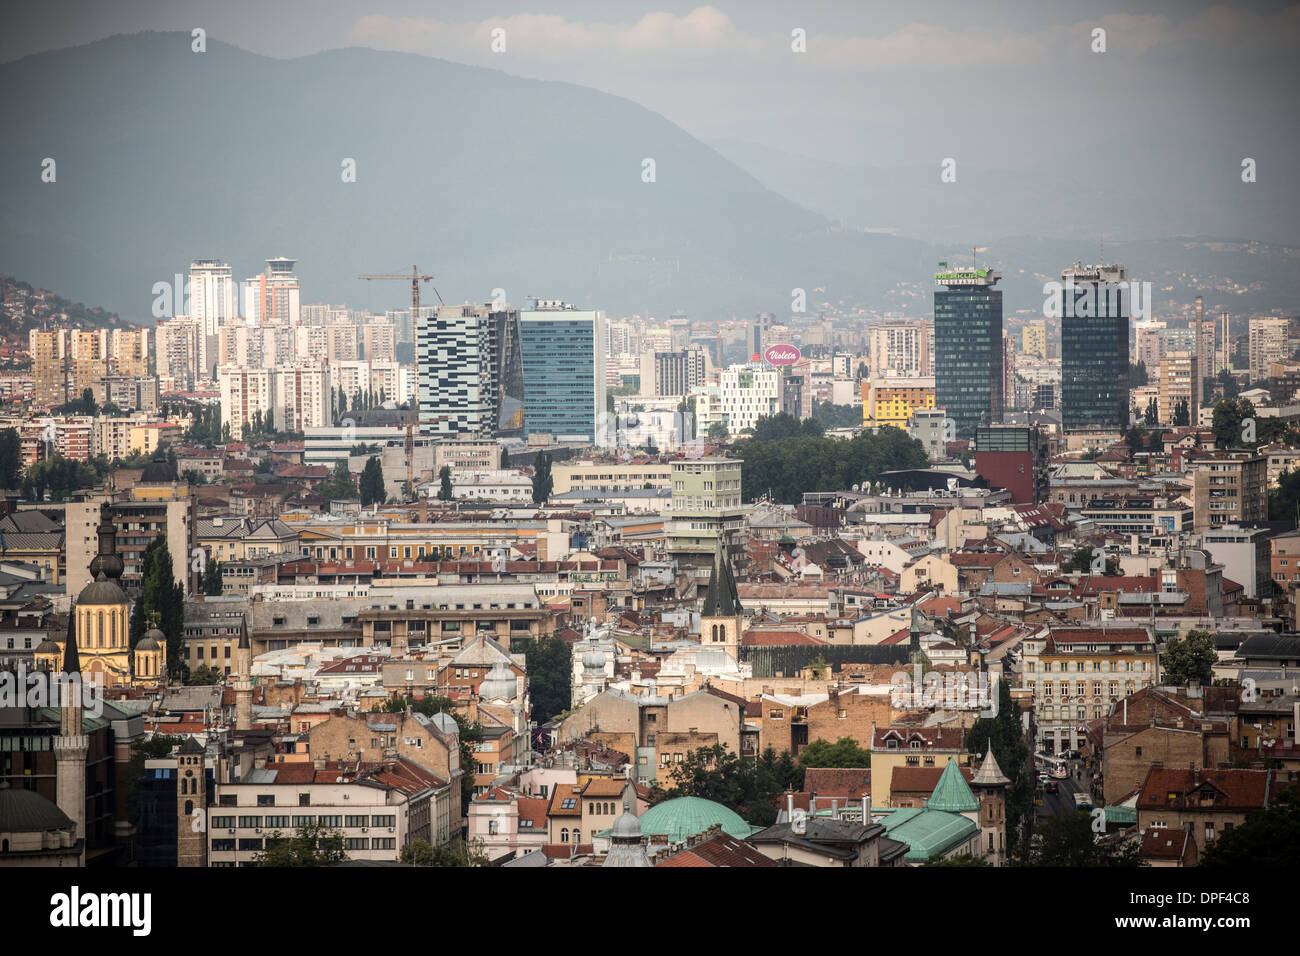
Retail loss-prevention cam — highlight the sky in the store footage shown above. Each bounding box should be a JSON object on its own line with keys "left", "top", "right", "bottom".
{"left": 6, "top": 0, "right": 1300, "bottom": 170}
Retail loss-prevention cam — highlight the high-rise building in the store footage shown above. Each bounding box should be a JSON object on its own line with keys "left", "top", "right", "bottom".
{"left": 28, "top": 329, "right": 64, "bottom": 406}
{"left": 869, "top": 319, "right": 931, "bottom": 376}
{"left": 1060, "top": 263, "right": 1130, "bottom": 432}
{"left": 419, "top": 304, "right": 524, "bottom": 439}
{"left": 218, "top": 365, "right": 275, "bottom": 436}
{"left": 1158, "top": 350, "right": 1199, "bottom": 425}
{"left": 154, "top": 316, "right": 204, "bottom": 390}
{"left": 1021, "top": 321, "right": 1047, "bottom": 360}
{"left": 934, "top": 263, "right": 1003, "bottom": 435}
{"left": 189, "top": 260, "right": 236, "bottom": 337}
{"left": 272, "top": 363, "right": 332, "bottom": 432}
{"left": 1249, "top": 317, "right": 1289, "bottom": 383}
{"left": 707, "top": 364, "right": 782, "bottom": 434}
{"left": 639, "top": 347, "right": 708, "bottom": 397}
{"left": 519, "top": 300, "right": 606, "bottom": 444}
{"left": 242, "top": 257, "right": 301, "bottom": 327}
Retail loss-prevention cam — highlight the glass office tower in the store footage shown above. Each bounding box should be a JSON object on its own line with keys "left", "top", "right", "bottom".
{"left": 1061, "top": 263, "right": 1130, "bottom": 432}
{"left": 519, "top": 300, "right": 607, "bottom": 444}
{"left": 934, "top": 263, "right": 1003, "bottom": 435}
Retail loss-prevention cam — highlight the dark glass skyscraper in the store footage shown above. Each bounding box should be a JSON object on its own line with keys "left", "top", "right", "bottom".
{"left": 1060, "top": 263, "right": 1130, "bottom": 432}
{"left": 934, "top": 264, "right": 1003, "bottom": 435}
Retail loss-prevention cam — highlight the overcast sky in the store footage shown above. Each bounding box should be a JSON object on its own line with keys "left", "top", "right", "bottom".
{"left": 6, "top": 1, "right": 1299, "bottom": 171}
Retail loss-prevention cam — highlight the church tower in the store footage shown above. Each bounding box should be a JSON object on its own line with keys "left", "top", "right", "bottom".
{"left": 76, "top": 502, "right": 132, "bottom": 687}
{"left": 176, "top": 737, "right": 208, "bottom": 868}
{"left": 971, "top": 742, "right": 1011, "bottom": 867}
{"left": 233, "top": 616, "right": 253, "bottom": 732}
{"left": 54, "top": 605, "right": 88, "bottom": 866}
{"left": 700, "top": 537, "right": 744, "bottom": 657}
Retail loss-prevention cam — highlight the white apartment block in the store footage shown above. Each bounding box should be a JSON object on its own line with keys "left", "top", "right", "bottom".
{"left": 189, "top": 260, "right": 237, "bottom": 337}
{"left": 219, "top": 365, "right": 275, "bottom": 436}
{"left": 711, "top": 364, "right": 782, "bottom": 434}
{"left": 1249, "top": 317, "right": 1289, "bottom": 383}
{"left": 272, "top": 363, "right": 333, "bottom": 432}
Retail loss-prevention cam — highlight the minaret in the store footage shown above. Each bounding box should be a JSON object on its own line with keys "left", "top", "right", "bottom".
{"left": 54, "top": 603, "right": 88, "bottom": 866}
{"left": 700, "top": 537, "right": 744, "bottom": 656}
{"left": 971, "top": 742, "right": 1011, "bottom": 867}
{"left": 233, "top": 616, "right": 253, "bottom": 732}
{"left": 603, "top": 775, "right": 650, "bottom": 867}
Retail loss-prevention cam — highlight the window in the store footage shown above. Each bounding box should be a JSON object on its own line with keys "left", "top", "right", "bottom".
{"left": 298, "top": 793, "right": 311, "bottom": 806}
{"left": 257, "top": 795, "right": 275, "bottom": 807}
{"left": 560, "top": 798, "right": 576, "bottom": 810}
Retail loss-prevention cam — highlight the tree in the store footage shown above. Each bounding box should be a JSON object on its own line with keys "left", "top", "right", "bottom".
{"left": 500, "top": 448, "right": 510, "bottom": 468}
{"left": 1211, "top": 397, "right": 1254, "bottom": 449}
{"left": 1215, "top": 368, "right": 1240, "bottom": 400}
{"left": 735, "top": 424, "right": 929, "bottom": 504}
{"left": 186, "top": 664, "right": 224, "bottom": 685}
{"left": 399, "top": 838, "right": 488, "bottom": 866}
{"left": 359, "top": 456, "right": 386, "bottom": 506}
{"left": 201, "top": 557, "right": 223, "bottom": 596}
{"left": 1129, "top": 361, "right": 1148, "bottom": 388}
{"left": 1161, "top": 630, "right": 1217, "bottom": 686}
{"left": 1271, "top": 467, "right": 1300, "bottom": 522}
{"left": 1028, "top": 812, "right": 1143, "bottom": 867}
{"left": 1143, "top": 397, "right": 1159, "bottom": 427}
{"left": 0, "top": 428, "right": 21, "bottom": 488}
{"left": 966, "top": 677, "right": 1034, "bottom": 860}
{"left": 654, "top": 745, "right": 803, "bottom": 828}
{"left": 811, "top": 401, "right": 865, "bottom": 430}
{"left": 531, "top": 452, "right": 553, "bottom": 505}
{"left": 707, "top": 421, "right": 729, "bottom": 441}
{"left": 924, "top": 852, "right": 990, "bottom": 866}
{"left": 130, "top": 536, "right": 186, "bottom": 680}
{"left": 315, "top": 460, "right": 357, "bottom": 501}
{"left": 1173, "top": 398, "right": 1190, "bottom": 427}
{"left": 525, "top": 634, "right": 572, "bottom": 725}
{"left": 797, "top": 737, "right": 870, "bottom": 769}
{"left": 256, "top": 821, "right": 349, "bottom": 867}
{"left": 1200, "top": 789, "right": 1300, "bottom": 866}
{"left": 437, "top": 465, "right": 454, "bottom": 502}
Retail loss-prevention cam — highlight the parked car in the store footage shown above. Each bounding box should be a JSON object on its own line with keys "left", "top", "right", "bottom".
{"left": 1045, "top": 781, "right": 1060, "bottom": 795}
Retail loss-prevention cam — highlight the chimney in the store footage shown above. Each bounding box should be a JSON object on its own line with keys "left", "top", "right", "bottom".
{"left": 862, "top": 793, "right": 871, "bottom": 825}
{"left": 786, "top": 791, "right": 794, "bottom": 821}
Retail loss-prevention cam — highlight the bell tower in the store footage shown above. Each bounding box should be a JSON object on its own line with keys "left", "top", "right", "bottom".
{"left": 176, "top": 737, "right": 208, "bottom": 867}
{"left": 700, "top": 538, "right": 744, "bottom": 656}
{"left": 971, "top": 742, "right": 1011, "bottom": 867}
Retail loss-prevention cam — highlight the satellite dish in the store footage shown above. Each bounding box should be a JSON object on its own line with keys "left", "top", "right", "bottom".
{"left": 791, "top": 809, "right": 808, "bottom": 835}
{"left": 852, "top": 483, "right": 860, "bottom": 492}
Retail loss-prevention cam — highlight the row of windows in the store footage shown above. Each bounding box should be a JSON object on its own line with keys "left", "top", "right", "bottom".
{"left": 1026, "top": 660, "right": 1148, "bottom": 672}
{"left": 211, "top": 814, "right": 396, "bottom": 829}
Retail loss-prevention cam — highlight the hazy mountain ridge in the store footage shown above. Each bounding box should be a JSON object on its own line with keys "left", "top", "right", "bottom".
{"left": 0, "top": 32, "right": 1294, "bottom": 324}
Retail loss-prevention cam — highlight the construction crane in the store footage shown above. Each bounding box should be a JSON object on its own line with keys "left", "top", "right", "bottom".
{"left": 358, "top": 267, "right": 443, "bottom": 499}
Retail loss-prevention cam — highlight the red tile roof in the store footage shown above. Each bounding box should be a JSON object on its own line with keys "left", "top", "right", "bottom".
{"left": 1137, "top": 767, "right": 1276, "bottom": 812}
{"left": 741, "top": 629, "right": 827, "bottom": 647}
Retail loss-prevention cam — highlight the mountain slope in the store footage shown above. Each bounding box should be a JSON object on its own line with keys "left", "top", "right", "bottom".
{"left": 0, "top": 32, "right": 924, "bottom": 320}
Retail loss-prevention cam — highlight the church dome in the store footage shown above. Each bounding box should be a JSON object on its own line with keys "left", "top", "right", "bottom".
{"left": 140, "top": 451, "right": 177, "bottom": 483}
{"left": 638, "top": 797, "right": 753, "bottom": 843}
{"left": 478, "top": 661, "right": 517, "bottom": 700}
{"left": 137, "top": 628, "right": 164, "bottom": 651}
{"left": 581, "top": 645, "right": 606, "bottom": 670}
{"left": 34, "top": 638, "right": 61, "bottom": 655}
{"left": 611, "top": 810, "right": 642, "bottom": 840}
{"left": 77, "top": 574, "right": 128, "bottom": 607}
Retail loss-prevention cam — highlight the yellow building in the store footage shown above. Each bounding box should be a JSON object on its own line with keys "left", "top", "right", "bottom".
{"left": 1022, "top": 321, "right": 1047, "bottom": 360}
{"left": 35, "top": 503, "right": 163, "bottom": 688}
{"left": 862, "top": 377, "right": 936, "bottom": 428}
{"left": 1021, "top": 626, "right": 1159, "bottom": 755}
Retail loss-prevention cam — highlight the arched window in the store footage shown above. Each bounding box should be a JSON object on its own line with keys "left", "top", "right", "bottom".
{"left": 560, "top": 828, "right": 569, "bottom": 843}
{"left": 185, "top": 800, "right": 193, "bottom": 816}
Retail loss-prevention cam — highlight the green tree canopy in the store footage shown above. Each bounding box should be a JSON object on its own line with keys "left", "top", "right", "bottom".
{"left": 1200, "top": 789, "right": 1300, "bottom": 866}
{"left": 797, "top": 736, "right": 871, "bottom": 769}
{"left": 654, "top": 745, "right": 804, "bottom": 828}
{"left": 1161, "top": 630, "right": 1217, "bottom": 686}
{"left": 437, "top": 465, "right": 454, "bottom": 501}
{"left": 359, "top": 456, "right": 386, "bottom": 506}
{"left": 531, "top": 452, "right": 553, "bottom": 505}
{"left": 256, "top": 821, "right": 349, "bottom": 867}
{"left": 1028, "top": 812, "right": 1143, "bottom": 867}
{"left": 525, "top": 634, "right": 572, "bottom": 725}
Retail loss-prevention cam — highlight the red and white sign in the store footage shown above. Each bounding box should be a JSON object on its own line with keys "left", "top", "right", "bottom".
{"left": 763, "top": 344, "right": 801, "bottom": 366}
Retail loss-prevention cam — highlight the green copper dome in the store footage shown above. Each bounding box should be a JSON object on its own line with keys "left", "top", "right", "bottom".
{"left": 925, "top": 758, "right": 979, "bottom": 813}
{"left": 638, "top": 797, "right": 753, "bottom": 842}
